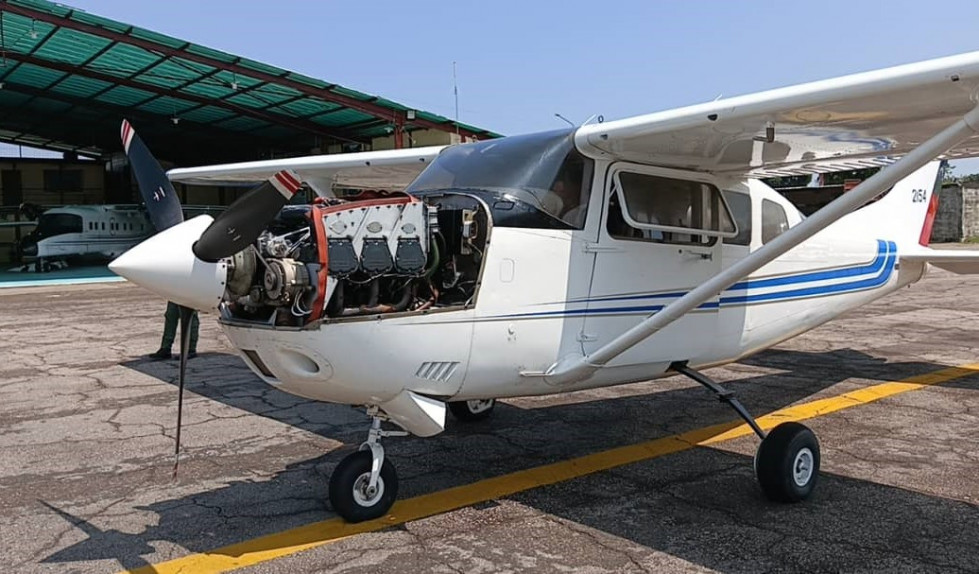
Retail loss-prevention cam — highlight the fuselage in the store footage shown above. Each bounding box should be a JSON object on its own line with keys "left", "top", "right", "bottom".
{"left": 216, "top": 141, "right": 931, "bottom": 416}
{"left": 21, "top": 205, "right": 151, "bottom": 263}
{"left": 111, "top": 128, "right": 939, "bottom": 437}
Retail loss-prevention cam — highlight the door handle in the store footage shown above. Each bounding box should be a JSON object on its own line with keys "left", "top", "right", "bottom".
{"left": 678, "top": 247, "right": 713, "bottom": 261}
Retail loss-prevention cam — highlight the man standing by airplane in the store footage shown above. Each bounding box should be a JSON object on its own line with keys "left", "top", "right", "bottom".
{"left": 149, "top": 301, "right": 198, "bottom": 360}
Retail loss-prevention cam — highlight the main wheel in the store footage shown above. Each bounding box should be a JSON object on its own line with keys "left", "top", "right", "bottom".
{"left": 755, "top": 422, "right": 820, "bottom": 503}
{"left": 448, "top": 399, "right": 496, "bottom": 421}
{"left": 328, "top": 450, "right": 398, "bottom": 523}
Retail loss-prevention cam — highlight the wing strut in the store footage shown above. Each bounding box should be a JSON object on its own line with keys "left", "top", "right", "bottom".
{"left": 540, "top": 105, "right": 979, "bottom": 385}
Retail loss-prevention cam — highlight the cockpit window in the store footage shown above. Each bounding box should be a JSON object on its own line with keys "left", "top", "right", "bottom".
{"left": 35, "top": 213, "right": 82, "bottom": 239}
{"left": 405, "top": 129, "right": 593, "bottom": 229}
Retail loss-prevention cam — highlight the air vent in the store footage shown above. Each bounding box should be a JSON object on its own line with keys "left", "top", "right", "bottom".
{"left": 415, "top": 361, "right": 459, "bottom": 382}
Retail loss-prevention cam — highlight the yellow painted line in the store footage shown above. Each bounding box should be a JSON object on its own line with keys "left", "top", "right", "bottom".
{"left": 124, "top": 363, "right": 979, "bottom": 574}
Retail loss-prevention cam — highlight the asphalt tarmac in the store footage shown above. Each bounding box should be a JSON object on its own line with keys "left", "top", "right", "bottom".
{"left": 3, "top": 267, "right": 979, "bottom": 574}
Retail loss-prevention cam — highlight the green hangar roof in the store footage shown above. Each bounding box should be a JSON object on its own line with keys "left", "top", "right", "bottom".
{"left": 0, "top": 0, "right": 499, "bottom": 164}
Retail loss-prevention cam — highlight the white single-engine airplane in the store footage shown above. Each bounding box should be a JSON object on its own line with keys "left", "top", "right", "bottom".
{"left": 110, "top": 51, "right": 979, "bottom": 523}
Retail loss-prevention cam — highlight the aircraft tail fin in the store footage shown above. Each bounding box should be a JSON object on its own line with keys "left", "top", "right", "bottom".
{"left": 852, "top": 160, "right": 944, "bottom": 248}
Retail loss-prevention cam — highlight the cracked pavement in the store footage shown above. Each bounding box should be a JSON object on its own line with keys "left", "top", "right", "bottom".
{"left": 3, "top": 267, "right": 979, "bottom": 573}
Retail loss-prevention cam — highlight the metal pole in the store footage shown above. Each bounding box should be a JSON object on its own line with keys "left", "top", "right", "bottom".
{"left": 453, "top": 61, "right": 459, "bottom": 134}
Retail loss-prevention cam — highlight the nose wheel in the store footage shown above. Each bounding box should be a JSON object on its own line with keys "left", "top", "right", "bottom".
{"left": 672, "top": 363, "right": 821, "bottom": 503}
{"left": 329, "top": 411, "right": 406, "bottom": 523}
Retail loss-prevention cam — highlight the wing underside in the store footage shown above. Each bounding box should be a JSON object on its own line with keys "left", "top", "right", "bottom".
{"left": 575, "top": 51, "right": 979, "bottom": 178}
{"left": 167, "top": 146, "right": 445, "bottom": 197}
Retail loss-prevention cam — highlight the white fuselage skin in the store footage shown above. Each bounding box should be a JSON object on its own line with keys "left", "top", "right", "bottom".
{"left": 218, "top": 159, "right": 931, "bottom": 431}
{"left": 27, "top": 206, "right": 151, "bottom": 262}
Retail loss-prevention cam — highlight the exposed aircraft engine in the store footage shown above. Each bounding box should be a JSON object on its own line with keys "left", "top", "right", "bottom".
{"left": 220, "top": 191, "right": 488, "bottom": 327}
{"left": 263, "top": 258, "right": 309, "bottom": 302}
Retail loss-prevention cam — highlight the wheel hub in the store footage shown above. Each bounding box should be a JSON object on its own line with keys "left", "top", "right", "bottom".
{"left": 793, "top": 447, "right": 814, "bottom": 487}
{"left": 467, "top": 399, "right": 494, "bottom": 414}
{"left": 352, "top": 472, "right": 385, "bottom": 506}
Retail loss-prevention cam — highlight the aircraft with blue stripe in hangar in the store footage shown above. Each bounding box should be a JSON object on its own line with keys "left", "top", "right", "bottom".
{"left": 109, "top": 50, "right": 979, "bottom": 523}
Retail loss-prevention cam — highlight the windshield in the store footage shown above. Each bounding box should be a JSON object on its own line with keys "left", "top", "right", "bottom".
{"left": 405, "top": 128, "right": 593, "bottom": 229}
{"left": 35, "top": 213, "right": 82, "bottom": 239}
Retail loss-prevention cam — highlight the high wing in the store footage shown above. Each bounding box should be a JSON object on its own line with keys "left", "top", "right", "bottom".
{"left": 902, "top": 249, "right": 979, "bottom": 275}
{"left": 544, "top": 51, "right": 979, "bottom": 384}
{"left": 575, "top": 51, "right": 979, "bottom": 177}
{"left": 0, "top": 221, "right": 36, "bottom": 228}
{"left": 167, "top": 146, "right": 445, "bottom": 197}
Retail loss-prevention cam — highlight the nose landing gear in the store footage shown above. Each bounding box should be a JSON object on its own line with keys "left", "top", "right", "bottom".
{"left": 672, "top": 363, "right": 821, "bottom": 502}
{"left": 329, "top": 409, "right": 407, "bottom": 523}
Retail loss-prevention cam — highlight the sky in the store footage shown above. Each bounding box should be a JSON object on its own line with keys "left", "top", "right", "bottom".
{"left": 21, "top": 0, "right": 979, "bottom": 172}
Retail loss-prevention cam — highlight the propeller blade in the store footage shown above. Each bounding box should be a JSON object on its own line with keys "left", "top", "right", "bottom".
{"left": 172, "top": 304, "right": 194, "bottom": 479}
{"left": 192, "top": 170, "right": 301, "bottom": 262}
{"left": 121, "top": 119, "right": 184, "bottom": 233}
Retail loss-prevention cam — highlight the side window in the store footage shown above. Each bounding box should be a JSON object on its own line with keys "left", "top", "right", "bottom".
{"left": 762, "top": 199, "right": 789, "bottom": 244}
{"left": 722, "top": 191, "right": 751, "bottom": 246}
{"left": 540, "top": 150, "right": 593, "bottom": 229}
{"left": 607, "top": 171, "right": 735, "bottom": 245}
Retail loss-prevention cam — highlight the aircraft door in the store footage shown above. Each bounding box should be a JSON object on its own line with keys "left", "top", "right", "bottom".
{"left": 582, "top": 166, "right": 734, "bottom": 367}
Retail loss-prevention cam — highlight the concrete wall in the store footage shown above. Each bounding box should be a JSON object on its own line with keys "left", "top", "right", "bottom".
{"left": 932, "top": 185, "right": 963, "bottom": 242}
{"left": 0, "top": 159, "right": 105, "bottom": 206}
{"left": 370, "top": 128, "right": 473, "bottom": 151}
{"left": 963, "top": 186, "right": 979, "bottom": 240}
{"left": 932, "top": 184, "right": 979, "bottom": 242}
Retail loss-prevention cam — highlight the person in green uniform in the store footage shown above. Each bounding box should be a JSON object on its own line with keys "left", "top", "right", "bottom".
{"left": 149, "top": 301, "right": 199, "bottom": 360}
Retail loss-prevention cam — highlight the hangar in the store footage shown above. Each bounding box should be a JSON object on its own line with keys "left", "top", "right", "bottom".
{"left": 0, "top": 0, "right": 498, "bottom": 262}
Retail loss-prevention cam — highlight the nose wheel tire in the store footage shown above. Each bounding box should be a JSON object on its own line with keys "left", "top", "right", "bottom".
{"left": 755, "top": 422, "right": 820, "bottom": 503}
{"left": 328, "top": 450, "right": 398, "bottom": 523}
{"left": 448, "top": 399, "right": 496, "bottom": 421}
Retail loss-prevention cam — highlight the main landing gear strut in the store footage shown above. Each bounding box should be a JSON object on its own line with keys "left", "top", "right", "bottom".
{"left": 672, "top": 363, "right": 820, "bottom": 502}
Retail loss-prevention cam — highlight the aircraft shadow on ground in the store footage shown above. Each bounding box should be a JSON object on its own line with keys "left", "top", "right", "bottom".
{"left": 42, "top": 349, "right": 979, "bottom": 572}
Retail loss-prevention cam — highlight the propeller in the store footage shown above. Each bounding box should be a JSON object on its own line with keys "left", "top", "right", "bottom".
{"left": 119, "top": 120, "right": 302, "bottom": 474}
{"left": 173, "top": 305, "right": 194, "bottom": 477}
{"left": 192, "top": 170, "right": 302, "bottom": 262}
{"left": 120, "top": 119, "right": 195, "bottom": 476}
{"left": 120, "top": 120, "right": 184, "bottom": 232}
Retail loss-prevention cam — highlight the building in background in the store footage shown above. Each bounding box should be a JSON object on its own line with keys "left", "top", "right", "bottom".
{"left": 0, "top": 0, "right": 500, "bottom": 263}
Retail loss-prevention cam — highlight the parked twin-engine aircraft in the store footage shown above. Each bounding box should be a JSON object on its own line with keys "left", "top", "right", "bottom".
{"left": 18, "top": 204, "right": 151, "bottom": 271}
{"left": 111, "top": 51, "right": 979, "bottom": 523}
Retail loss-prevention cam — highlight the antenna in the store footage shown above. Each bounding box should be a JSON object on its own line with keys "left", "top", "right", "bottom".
{"left": 554, "top": 113, "right": 575, "bottom": 127}
{"left": 453, "top": 61, "right": 460, "bottom": 134}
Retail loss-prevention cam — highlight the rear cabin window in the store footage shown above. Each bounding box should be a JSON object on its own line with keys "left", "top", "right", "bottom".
{"left": 762, "top": 199, "right": 790, "bottom": 244}
{"left": 722, "top": 191, "right": 752, "bottom": 246}
{"left": 607, "top": 171, "right": 735, "bottom": 245}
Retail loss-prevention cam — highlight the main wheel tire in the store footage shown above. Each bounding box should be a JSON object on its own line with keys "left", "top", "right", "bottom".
{"left": 755, "top": 422, "right": 820, "bottom": 503}
{"left": 328, "top": 450, "right": 398, "bottom": 523}
{"left": 448, "top": 399, "right": 496, "bottom": 422}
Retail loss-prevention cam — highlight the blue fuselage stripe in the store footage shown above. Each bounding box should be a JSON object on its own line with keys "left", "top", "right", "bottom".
{"left": 495, "top": 240, "right": 896, "bottom": 319}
